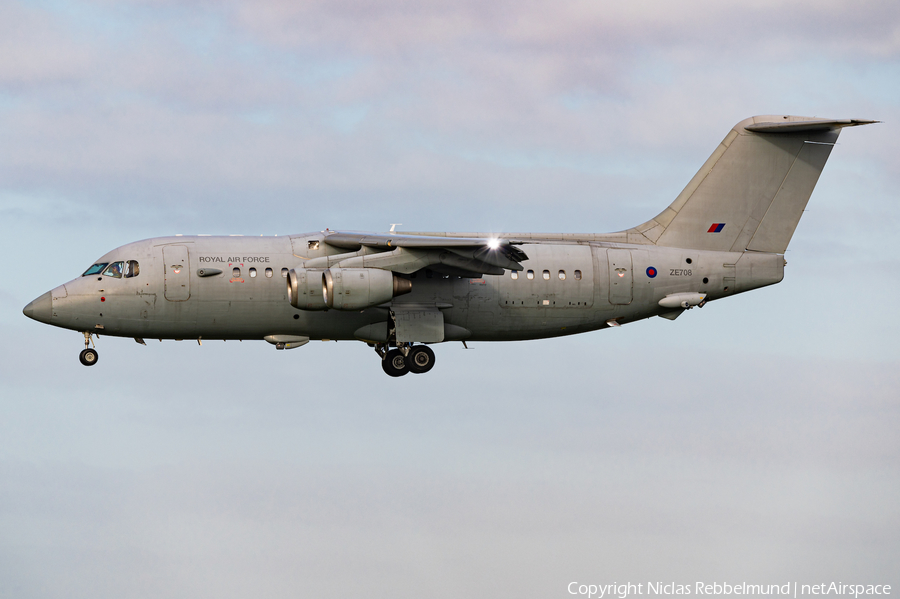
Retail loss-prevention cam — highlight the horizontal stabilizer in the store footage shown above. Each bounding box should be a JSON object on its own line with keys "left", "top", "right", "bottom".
{"left": 745, "top": 119, "right": 878, "bottom": 133}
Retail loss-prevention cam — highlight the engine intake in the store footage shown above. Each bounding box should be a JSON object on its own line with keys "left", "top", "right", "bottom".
{"left": 286, "top": 268, "right": 327, "bottom": 310}
{"left": 322, "top": 268, "right": 412, "bottom": 311}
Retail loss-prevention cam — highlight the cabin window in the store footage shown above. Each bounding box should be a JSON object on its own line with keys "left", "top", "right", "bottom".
{"left": 281, "top": 268, "right": 288, "bottom": 278}
{"left": 124, "top": 260, "right": 140, "bottom": 278}
{"left": 542, "top": 270, "right": 550, "bottom": 280}
{"left": 249, "top": 268, "right": 257, "bottom": 278}
{"left": 558, "top": 270, "right": 566, "bottom": 280}
{"left": 526, "top": 270, "right": 534, "bottom": 280}
{"left": 574, "top": 270, "right": 582, "bottom": 280}
{"left": 308, "top": 240, "right": 320, "bottom": 250}
{"left": 102, "top": 262, "right": 125, "bottom": 278}
{"left": 82, "top": 263, "right": 109, "bottom": 276}
{"left": 233, "top": 267, "right": 241, "bottom": 278}
{"left": 265, "top": 267, "right": 273, "bottom": 278}
{"left": 511, "top": 271, "right": 518, "bottom": 280}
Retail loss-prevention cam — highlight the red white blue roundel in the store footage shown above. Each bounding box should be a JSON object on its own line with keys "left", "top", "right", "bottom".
{"left": 646, "top": 266, "right": 658, "bottom": 278}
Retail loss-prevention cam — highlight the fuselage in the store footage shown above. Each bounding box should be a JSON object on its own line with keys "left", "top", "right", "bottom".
{"left": 28, "top": 233, "right": 784, "bottom": 343}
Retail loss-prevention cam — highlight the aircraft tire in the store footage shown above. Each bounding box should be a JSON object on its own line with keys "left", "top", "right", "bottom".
{"left": 382, "top": 349, "right": 409, "bottom": 377}
{"left": 407, "top": 346, "right": 435, "bottom": 374}
{"left": 79, "top": 348, "right": 99, "bottom": 366}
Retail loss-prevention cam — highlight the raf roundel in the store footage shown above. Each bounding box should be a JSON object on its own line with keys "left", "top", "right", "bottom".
{"left": 646, "top": 267, "right": 658, "bottom": 278}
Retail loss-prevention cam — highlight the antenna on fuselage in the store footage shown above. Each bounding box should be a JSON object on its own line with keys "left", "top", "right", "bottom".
{"left": 389, "top": 223, "right": 402, "bottom": 232}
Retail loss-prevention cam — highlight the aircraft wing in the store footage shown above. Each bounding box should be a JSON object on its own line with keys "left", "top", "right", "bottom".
{"left": 317, "top": 231, "right": 529, "bottom": 276}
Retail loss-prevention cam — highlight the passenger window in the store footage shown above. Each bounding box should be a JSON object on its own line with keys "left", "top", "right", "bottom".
{"left": 124, "top": 260, "right": 140, "bottom": 278}
{"left": 82, "top": 263, "right": 109, "bottom": 276}
{"left": 281, "top": 268, "right": 288, "bottom": 278}
{"left": 249, "top": 268, "right": 257, "bottom": 278}
{"left": 308, "top": 240, "right": 320, "bottom": 250}
{"left": 233, "top": 267, "right": 241, "bottom": 277}
{"left": 542, "top": 270, "right": 550, "bottom": 280}
{"left": 102, "top": 262, "right": 124, "bottom": 278}
{"left": 265, "top": 267, "right": 273, "bottom": 278}
{"left": 574, "top": 270, "right": 582, "bottom": 280}
{"left": 559, "top": 270, "right": 566, "bottom": 280}
{"left": 526, "top": 270, "right": 534, "bottom": 280}
{"left": 511, "top": 271, "right": 518, "bottom": 280}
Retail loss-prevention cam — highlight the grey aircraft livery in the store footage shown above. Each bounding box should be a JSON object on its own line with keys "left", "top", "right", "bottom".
{"left": 24, "top": 115, "right": 876, "bottom": 376}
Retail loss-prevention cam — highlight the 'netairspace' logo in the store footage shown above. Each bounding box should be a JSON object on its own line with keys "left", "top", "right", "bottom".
{"left": 566, "top": 582, "right": 892, "bottom": 599}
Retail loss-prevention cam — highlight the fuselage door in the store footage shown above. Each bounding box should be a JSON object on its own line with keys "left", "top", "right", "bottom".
{"left": 163, "top": 245, "right": 191, "bottom": 301}
{"left": 607, "top": 249, "right": 633, "bottom": 305}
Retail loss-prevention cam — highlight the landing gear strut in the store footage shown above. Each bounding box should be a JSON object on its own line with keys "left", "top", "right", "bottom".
{"left": 377, "top": 343, "right": 436, "bottom": 377}
{"left": 79, "top": 332, "right": 99, "bottom": 366}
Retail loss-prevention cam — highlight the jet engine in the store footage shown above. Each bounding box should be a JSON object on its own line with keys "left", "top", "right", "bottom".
{"left": 322, "top": 268, "right": 412, "bottom": 311}
{"left": 286, "top": 268, "right": 328, "bottom": 310}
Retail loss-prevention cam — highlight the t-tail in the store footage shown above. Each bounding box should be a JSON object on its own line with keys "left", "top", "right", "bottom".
{"left": 626, "top": 115, "right": 878, "bottom": 253}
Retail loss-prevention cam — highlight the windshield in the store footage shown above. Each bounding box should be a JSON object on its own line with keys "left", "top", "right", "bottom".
{"left": 82, "top": 263, "right": 109, "bottom": 276}
{"left": 102, "top": 262, "right": 124, "bottom": 278}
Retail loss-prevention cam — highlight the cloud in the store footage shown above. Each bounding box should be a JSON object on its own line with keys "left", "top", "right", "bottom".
{"left": 2, "top": 6, "right": 900, "bottom": 597}
{"left": 2, "top": 0, "right": 897, "bottom": 237}
{"left": 0, "top": 3, "right": 95, "bottom": 90}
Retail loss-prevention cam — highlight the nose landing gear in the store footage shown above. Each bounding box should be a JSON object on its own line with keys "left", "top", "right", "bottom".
{"left": 79, "top": 348, "right": 99, "bottom": 366}
{"left": 376, "top": 343, "right": 436, "bottom": 377}
{"left": 79, "top": 332, "right": 99, "bottom": 366}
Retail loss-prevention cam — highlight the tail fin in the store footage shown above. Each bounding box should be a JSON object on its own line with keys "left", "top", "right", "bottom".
{"left": 629, "top": 115, "right": 877, "bottom": 253}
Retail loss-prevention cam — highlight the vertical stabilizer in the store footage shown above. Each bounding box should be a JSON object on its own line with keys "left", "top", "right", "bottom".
{"left": 628, "top": 116, "right": 876, "bottom": 253}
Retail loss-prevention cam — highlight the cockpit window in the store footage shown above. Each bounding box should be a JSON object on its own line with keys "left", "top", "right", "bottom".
{"left": 82, "top": 260, "right": 139, "bottom": 278}
{"left": 102, "top": 262, "right": 125, "bottom": 278}
{"left": 124, "top": 260, "right": 140, "bottom": 278}
{"left": 82, "top": 263, "right": 109, "bottom": 276}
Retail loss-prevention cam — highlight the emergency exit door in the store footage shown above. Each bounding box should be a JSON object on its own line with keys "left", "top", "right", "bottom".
{"left": 163, "top": 245, "right": 191, "bottom": 301}
{"left": 607, "top": 249, "right": 632, "bottom": 305}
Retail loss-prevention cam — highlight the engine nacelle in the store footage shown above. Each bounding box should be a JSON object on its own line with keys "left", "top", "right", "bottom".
{"left": 323, "top": 268, "right": 412, "bottom": 311}
{"left": 287, "top": 268, "right": 327, "bottom": 310}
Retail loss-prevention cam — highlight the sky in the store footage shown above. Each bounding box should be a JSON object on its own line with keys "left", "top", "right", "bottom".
{"left": 1, "top": 0, "right": 899, "bottom": 597}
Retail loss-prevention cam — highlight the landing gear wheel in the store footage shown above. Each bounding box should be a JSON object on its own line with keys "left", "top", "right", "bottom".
{"left": 79, "top": 348, "right": 99, "bottom": 366}
{"left": 382, "top": 349, "right": 409, "bottom": 377}
{"left": 407, "top": 345, "right": 435, "bottom": 374}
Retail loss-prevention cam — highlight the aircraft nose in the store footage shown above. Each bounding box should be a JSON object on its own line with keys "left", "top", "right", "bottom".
{"left": 23, "top": 291, "right": 52, "bottom": 324}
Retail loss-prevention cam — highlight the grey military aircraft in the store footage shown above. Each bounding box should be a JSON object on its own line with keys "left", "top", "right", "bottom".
{"left": 23, "top": 115, "right": 875, "bottom": 376}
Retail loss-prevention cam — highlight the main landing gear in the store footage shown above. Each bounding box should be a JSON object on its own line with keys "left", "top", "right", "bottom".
{"left": 79, "top": 332, "right": 99, "bottom": 366}
{"left": 376, "top": 343, "right": 436, "bottom": 377}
